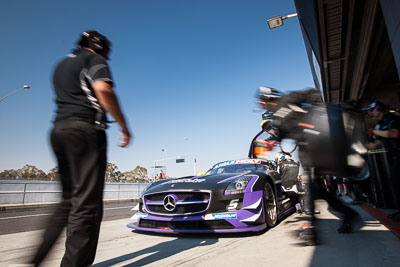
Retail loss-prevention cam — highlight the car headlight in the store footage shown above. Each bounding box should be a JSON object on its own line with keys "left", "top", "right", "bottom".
{"left": 225, "top": 175, "right": 253, "bottom": 195}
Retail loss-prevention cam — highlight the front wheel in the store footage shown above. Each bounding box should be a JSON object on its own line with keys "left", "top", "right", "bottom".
{"left": 264, "top": 182, "right": 278, "bottom": 227}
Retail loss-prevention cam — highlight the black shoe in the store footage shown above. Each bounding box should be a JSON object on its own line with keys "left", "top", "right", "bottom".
{"left": 304, "top": 209, "right": 320, "bottom": 215}
{"left": 303, "top": 208, "right": 312, "bottom": 215}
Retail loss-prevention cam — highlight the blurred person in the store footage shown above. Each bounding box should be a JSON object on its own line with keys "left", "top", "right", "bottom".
{"left": 257, "top": 87, "right": 364, "bottom": 244}
{"left": 342, "top": 177, "right": 350, "bottom": 196}
{"left": 336, "top": 176, "right": 345, "bottom": 196}
{"left": 275, "top": 151, "right": 300, "bottom": 193}
{"left": 307, "top": 174, "right": 359, "bottom": 233}
{"left": 322, "top": 175, "right": 330, "bottom": 192}
{"left": 324, "top": 176, "right": 336, "bottom": 195}
{"left": 274, "top": 151, "right": 311, "bottom": 214}
{"left": 330, "top": 176, "right": 338, "bottom": 194}
{"left": 29, "top": 31, "right": 131, "bottom": 267}
{"left": 364, "top": 101, "right": 400, "bottom": 220}
{"left": 275, "top": 152, "right": 299, "bottom": 185}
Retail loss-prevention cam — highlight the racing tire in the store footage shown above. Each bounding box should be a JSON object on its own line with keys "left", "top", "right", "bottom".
{"left": 264, "top": 182, "right": 278, "bottom": 227}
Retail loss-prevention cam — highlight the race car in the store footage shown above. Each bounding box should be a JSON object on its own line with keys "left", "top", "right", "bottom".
{"left": 127, "top": 158, "right": 295, "bottom": 233}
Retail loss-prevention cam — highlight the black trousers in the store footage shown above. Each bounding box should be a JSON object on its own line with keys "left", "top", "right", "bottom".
{"left": 31, "top": 119, "right": 107, "bottom": 267}
{"left": 302, "top": 167, "right": 358, "bottom": 224}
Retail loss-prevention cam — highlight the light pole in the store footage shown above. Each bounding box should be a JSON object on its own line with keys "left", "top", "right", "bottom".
{"left": 193, "top": 157, "right": 197, "bottom": 176}
{"left": 267, "top": 13, "right": 298, "bottom": 29}
{"left": 153, "top": 155, "right": 185, "bottom": 181}
{"left": 162, "top": 148, "right": 166, "bottom": 176}
{"left": 0, "top": 85, "right": 30, "bottom": 103}
{"left": 184, "top": 138, "right": 197, "bottom": 176}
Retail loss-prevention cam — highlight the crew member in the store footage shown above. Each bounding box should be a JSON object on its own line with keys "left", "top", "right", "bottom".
{"left": 365, "top": 101, "right": 400, "bottom": 220}
{"left": 30, "top": 30, "right": 131, "bottom": 266}
{"left": 257, "top": 86, "right": 362, "bottom": 245}
{"left": 275, "top": 152, "right": 300, "bottom": 191}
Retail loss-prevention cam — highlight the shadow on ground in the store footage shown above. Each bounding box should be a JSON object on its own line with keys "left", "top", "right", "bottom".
{"left": 93, "top": 234, "right": 218, "bottom": 267}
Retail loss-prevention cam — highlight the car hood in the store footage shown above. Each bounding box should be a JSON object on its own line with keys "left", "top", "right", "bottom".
{"left": 144, "top": 173, "right": 249, "bottom": 194}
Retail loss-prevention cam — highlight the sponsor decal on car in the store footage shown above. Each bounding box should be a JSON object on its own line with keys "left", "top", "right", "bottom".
{"left": 137, "top": 212, "right": 148, "bottom": 219}
{"left": 160, "top": 178, "right": 206, "bottom": 185}
{"left": 214, "top": 159, "right": 262, "bottom": 169}
{"left": 214, "top": 160, "right": 237, "bottom": 168}
{"left": 235, "top": 159, "right": 261, "bottom": 164}
{"left": 205, "top": 212, "right": 237, "bottom": 220}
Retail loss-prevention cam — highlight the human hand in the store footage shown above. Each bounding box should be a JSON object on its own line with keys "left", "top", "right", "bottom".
{"left": 373, "top": 130, "right": 390, "bottom": 138}
{"left": 119, "top": 127, "right": 132, "bottom": 147}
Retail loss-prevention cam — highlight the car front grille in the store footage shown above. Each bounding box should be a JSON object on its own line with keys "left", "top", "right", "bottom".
{"left": 146, "top": 192, "right": 210, "bottom": 201}
{"left": 143, "top": 191, "right": 211, "bottom": 216}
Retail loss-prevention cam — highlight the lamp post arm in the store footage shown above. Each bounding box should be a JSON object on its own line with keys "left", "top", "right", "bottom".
{"left": 153, "top": 155, "right": 185, "bottom": 181}
{"left": 282, "top": 13, "right": 298, "bottom": 20}
{"left": 0, "top": 85, "right": 30, "bottom": 103}
{"left": 154, "top": 156, "right": 184, "bottom": 162}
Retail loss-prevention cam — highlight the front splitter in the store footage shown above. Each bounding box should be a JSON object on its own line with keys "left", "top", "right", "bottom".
{"left": 127, "top": 222, "right": 267, "bottom": 233}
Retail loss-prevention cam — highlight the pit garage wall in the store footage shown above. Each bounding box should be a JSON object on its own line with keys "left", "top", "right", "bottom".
{"left": 293, "top": 0, "right": 324, "bottom": 99}
{"left": 380, "top": 0, "right": 400, "bottom": 79}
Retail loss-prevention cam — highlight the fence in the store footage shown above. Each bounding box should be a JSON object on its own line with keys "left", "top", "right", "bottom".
{"left": 367, "top": 150, "right": 398, "bottom": 209}
{"left": 0, "top": 180, "right": 149, "bottom": 205}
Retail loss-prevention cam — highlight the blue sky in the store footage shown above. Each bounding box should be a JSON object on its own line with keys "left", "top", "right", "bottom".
{"left": 0, "top": 0, "right": 313, "bottom": 178}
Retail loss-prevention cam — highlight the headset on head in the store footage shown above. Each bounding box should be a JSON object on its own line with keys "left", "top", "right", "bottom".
{"left": 78, "top": 31, "right": 110, "bottom": 57}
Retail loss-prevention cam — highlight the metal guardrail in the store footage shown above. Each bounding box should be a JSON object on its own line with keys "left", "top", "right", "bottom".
{"left": 367, "top": 150, "right": 397, "bottom": 209}
{"left": 0, "top": 180, "right": 149, "bottom": 205}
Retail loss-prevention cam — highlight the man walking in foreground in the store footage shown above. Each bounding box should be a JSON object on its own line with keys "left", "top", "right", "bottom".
{"left": 30, "top": 30, "right": 131, "bottom": 266}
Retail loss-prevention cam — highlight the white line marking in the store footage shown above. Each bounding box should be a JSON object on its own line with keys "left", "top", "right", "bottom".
{"left": 0, "top": 213, "right": 51, "bottom": 220}
{"left": 104, "top": 206, "right": 135, "bottom": 211}
{"left": 0, "top": 206, "right": 135, "bottom": 220}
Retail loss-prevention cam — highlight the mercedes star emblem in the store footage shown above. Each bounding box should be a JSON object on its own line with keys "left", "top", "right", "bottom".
{"left": 163, "top": 195, "right": 176, "bottom": 211}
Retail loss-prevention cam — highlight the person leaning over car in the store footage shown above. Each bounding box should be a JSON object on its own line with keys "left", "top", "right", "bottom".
{"left": 257, "top": 86, "right": 361, "bottom": 245}
{"left": 29, "top": 30, "right": 131, "bottom": 267}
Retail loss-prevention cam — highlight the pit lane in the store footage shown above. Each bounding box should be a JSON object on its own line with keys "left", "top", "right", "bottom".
{"left": 1, "top": 200, "right": 400, "bottom": 267}
{"left": 0, "top": 201, "right": 137, "bottom": 235}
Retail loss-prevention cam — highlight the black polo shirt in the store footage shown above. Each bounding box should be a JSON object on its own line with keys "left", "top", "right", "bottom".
{"left": 52, "top": 48, "right": 113, "bottom": 122}
{"left": 278, "top": 160, "right": 300, "bottom": 189}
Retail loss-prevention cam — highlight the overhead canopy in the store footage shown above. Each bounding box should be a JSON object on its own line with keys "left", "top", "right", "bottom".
{"left": 295, "top": 0, "right": 400, "bottom": 106}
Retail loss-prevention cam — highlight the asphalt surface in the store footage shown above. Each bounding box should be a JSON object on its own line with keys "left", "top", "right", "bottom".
{"left": 0, "top": 201, "right": 137, "bottom": 235}
{"left": 1, "top": 199, "right": 400, "bottom": 267}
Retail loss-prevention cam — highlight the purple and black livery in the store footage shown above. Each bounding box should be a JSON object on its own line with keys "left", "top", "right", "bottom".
{"left": 127, "top": 158, "right": 295, "bottom": 233}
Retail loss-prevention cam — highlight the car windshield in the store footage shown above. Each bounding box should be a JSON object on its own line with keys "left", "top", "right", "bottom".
{"left": 206, "top": 163, "right": 266, "bottom": 175}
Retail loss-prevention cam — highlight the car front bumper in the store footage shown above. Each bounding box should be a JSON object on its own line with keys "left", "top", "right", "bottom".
{"left": 127, "top": 190, "right": 267, "bottom": 233}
